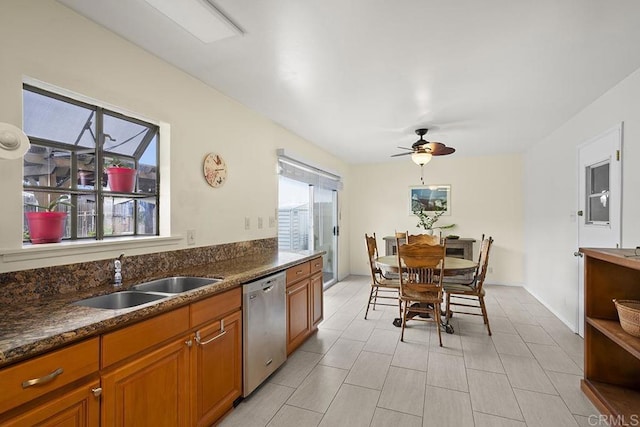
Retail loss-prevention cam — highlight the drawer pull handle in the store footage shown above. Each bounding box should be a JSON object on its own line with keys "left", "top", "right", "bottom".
{"left": 195, "top": 320, "right": 226, "bottom": 345}
{"left": 296, "top": 271, "right": 303, "bottom": 275}
{"left": 22, "top": 368, "right": 64, "bottom": 389}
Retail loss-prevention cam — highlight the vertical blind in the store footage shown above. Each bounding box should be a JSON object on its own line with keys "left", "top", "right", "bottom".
{"left": 277, "top": 149, "right": 342, "bottom": 190}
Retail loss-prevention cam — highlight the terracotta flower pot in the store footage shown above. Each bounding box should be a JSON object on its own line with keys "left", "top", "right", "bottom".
{"left": 25, "top": 211, "right": 67, "bottom": 244}
{"left": 106, "top": 167, "right": 136, "bottom": 192}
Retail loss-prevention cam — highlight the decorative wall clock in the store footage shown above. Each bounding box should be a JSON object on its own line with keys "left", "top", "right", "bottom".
{"left": 203, "top": 152, "right": 227, "bottom": 188}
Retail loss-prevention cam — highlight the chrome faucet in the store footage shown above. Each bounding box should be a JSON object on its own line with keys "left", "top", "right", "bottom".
{"left": 114, "top": 253, "right": 124, "bottom": 287}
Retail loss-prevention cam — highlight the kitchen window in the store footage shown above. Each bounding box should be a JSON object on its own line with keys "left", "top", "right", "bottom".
{"left": 22, "top": 84, "right": 160, "bottom": 243}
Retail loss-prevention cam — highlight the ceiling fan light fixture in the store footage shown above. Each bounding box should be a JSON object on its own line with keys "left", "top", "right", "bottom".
{"left": 411, "top": 151, "right": 432, "bottom": 166}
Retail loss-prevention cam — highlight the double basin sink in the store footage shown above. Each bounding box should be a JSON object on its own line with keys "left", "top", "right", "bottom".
{"left": 73, "top": 276, "right": 222, "bottom": 309}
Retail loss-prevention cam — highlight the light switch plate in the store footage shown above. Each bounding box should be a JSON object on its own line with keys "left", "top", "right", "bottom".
{"left": 187, "top": 229, "right": 196, "bottom": 245}
{"left": 257, "top": 217, "right": 263, "bottom": 229}
{"left": 244, "top": 217, "right": 250, "bottom": 230}
{"left": 269, "top": 216, "right": 276, "bottom": 228}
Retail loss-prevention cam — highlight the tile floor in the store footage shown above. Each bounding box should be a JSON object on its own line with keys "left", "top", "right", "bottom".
{"left": 221, "top": 276, "right": 600, "bottom": 427}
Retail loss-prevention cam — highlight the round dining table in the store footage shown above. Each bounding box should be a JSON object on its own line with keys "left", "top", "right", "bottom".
{"left": 375, "top": 255, "right": 477, "bottom": 277}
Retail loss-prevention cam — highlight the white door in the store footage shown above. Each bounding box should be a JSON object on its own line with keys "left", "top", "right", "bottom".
{"left": 576, "top": 123, "right": 622, "bottom": 337}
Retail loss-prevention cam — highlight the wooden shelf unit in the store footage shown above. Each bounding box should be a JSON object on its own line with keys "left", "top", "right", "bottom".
{"left": 580, "top": 248, "right": 640, "bottom": 423}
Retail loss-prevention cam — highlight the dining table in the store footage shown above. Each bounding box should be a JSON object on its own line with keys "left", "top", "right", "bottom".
{"left": 374, "top": 255, "right": 478, "bottom": 333}
{"left": 375, "top": 255, "right": 477, "bottom": 276}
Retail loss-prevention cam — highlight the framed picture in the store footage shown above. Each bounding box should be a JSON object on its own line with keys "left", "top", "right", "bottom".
{"left": 409, "top": 185, "right": 451, "bottom": 215}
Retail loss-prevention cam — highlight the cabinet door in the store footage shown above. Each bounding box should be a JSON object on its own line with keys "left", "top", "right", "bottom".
{"left": 191, "top": 310, "right": 242, "bottom": 427}
{"left": 2, "top": 380, "right": 100, "bottom": 427}
{"left": 101, "top": 337, "right": 190, "bottom": 427}
{"left": 311, "top": 273, "right": 323, "bottom": 328}
{"left": 287, "top": 279, "right": 311, "bottom": 355}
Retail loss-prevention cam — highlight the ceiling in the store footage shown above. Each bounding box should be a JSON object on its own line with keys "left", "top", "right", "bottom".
{"left": 57, "top": 0, "right": 640, "bottom": 164}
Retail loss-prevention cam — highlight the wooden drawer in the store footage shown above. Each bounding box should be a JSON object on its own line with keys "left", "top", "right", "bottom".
{"left": 286, "top": 261, "right": 311, "bottom": 286}
{"left": 190, "top": 287, "right": 241, "bottom": 327}
{"left": 310, "top": 257, "right": 323, "bottom": 274}
{"left": 0, "top": 337, "right": 99, "bottom": 414}
{"left": 102, "top": 307, "right": 189, "bottom": 368}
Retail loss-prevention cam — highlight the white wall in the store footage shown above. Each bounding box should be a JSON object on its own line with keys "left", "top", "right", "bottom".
{"left": 349, "top": 154, "right": 524, "bottom": 286}
{"left": 0, "top": 0, "right": 350, "bottom": 276}
{"left": 524, "top": 67, "right": 640, "bottom": 330}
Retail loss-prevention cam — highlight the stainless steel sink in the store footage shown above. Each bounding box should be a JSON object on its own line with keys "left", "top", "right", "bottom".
{"left": 73, "top": 291, "right": 169, "bottom": 309}
{"left": 131, "top": 276, "right": 221, "bottom": 294}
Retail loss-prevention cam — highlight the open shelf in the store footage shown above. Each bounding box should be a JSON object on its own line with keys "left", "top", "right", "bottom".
{"left": 586, "top": 317, "right": 640, "bottom": 359}
{"left": 582, "top": 379, "right": 640, "bottom": 423}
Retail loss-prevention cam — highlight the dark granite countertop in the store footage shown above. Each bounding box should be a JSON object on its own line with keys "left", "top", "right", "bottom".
{"left": 0, "top": 250, "right": 322, "bottom": 368}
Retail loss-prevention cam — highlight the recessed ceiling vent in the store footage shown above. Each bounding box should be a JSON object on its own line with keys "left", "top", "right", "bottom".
{"left": 144, "top": 0, "right": 243, "bottom": 43}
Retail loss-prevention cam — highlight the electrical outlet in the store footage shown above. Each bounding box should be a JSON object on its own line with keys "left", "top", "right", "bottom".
{"left": 257, "top": 217, "right": 263, "bottom": 229}
{"left": 488, "top": 267, "right": 494, "bottom": 274}
{"left": 244, "top": 217, "right": 250, "bottom": 230}
{"left": 269, "top": 216, "right": 276, "bottom": 228}
{"left": 187, "top": 229, "right": 196, "bottom": 245}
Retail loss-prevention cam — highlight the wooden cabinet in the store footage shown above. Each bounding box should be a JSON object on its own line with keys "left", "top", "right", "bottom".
{"left": 101, "top": 336, "right": 191, "bottom": 427}
{"left": 287, "top": 278, "right": 311, "bottom": 354}
{"left": 0, "top": 337, "right": 100, "bottom": 426}
{"left": 2, "top": 380, "right": 100, "bottom": 427}
{"left": 100, "top": 287, "right": 242, "bottom": 427}
{"left": 190, "top": 290, "right": 242, "bottom": 427}
{"left": 580, "top": 248, "right": 640, "bottom": 423}
{"left": 286, "top": 257, "right": 323, "bottom": 355}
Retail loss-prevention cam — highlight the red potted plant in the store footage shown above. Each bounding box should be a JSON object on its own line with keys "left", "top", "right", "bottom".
{"left": 25, "top": 195, "right": 73, "bottom": 244}
{"left": 106, "top": 157, "right": 136, "bottom": 193}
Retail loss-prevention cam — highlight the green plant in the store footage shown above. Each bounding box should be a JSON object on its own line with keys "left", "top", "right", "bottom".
{"left": 25, "top": 195, "right": 74, "bottom": 212}
{"left": 413, "top": 208, "right": 455, "bottom": 231}
{"left": 106, "top": 157, "right": 133, "bottom": 169}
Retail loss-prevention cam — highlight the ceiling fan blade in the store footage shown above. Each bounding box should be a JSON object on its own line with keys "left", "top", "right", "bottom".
{"left": 431, "top": 146, "right": 456, "bottom": 156}
{"left": 390, "top": 152, "right": 412, "bottom": 157}
{"left": 396, "top": 146, "right": 413, "bottom": 151}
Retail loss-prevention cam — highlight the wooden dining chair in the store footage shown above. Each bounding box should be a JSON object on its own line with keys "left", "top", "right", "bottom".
{"left": 396, "top": 240, "right": 447, "bottom": 346}
{"left": 364, "top": 233, "right": 401, "bottom": 319}
{"left": 444, "top": 236, "right": 494, "bottom": 335}
{"left": 406, "top": 232, "right": 441, "bottom": 245}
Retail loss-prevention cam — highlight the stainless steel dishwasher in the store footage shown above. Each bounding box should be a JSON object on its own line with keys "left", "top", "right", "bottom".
{"left": 242, "top": 272, "right": 287, "bottom": 397}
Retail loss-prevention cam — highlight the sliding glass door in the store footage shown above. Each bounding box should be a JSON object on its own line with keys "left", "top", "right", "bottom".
{"left": 277, "top": 165, "right": 339, "bottom": 289}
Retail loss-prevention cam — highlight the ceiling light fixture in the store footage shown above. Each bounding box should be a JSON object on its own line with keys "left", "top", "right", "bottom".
{"left": 144, "top": 0, "right": 243, "bottom": 43}
{"left": 411, "top": 151, "right": 432, "bottom": 166}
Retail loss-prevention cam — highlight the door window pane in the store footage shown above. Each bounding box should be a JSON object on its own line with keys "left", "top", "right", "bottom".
{"left": 586, "top": 162, "right": 609, "bottom": 224}
{"left": 278, "top": 176, "right": 310, "bottom": 251}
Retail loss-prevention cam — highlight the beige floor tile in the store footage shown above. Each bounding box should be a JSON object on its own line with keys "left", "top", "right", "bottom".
{"left": 286, "top": 364, "right": 348, "bottom": 413}
{"left": 473, "top": 412, "right": 527, "bottom": 427}
{"left": 299, "top": 328, "right": 342, "bottom": 354}
{"left": 461, "top": 338, "right": 505, "bottom": 374}
{"left": 266, "top": 405, "right": 323, "bottom": 427}
{"left": 319, "top": 312, "right": 357, "bottom": 332}
{"left": 545, "top": 371, "right": 599, "bottom": 416}
{"left": 527, "top": 343, "right": 582, "bottom": 375}
{"left": 499, "top": 354, "right": 557, "bottom": 394}
{"left": 269, "top": 350, "right": 322, "bottom": 388}
{"left": 467, "top": 369, "right": 523, "bottom": 421}
{"left": 423, "top": 385, "right": 474, "bottom": 427}
{"left": 318, "top": 384, "right": 379, "bottom": 427}
{"left": 428, "top": 327, "right": 464, "bottom": 357}
{"left": 514, "top": 388, "right": 580, "bottom": 427}
{"left": 345, "top": 351, "right": 392, "bottom": 390}
{"left": 341, "top": 318, "right": 376, "bottom": 341}
{"left": 364, "top": 328, "right": 399, "bottom": 355}
{"left": 426, "top": 352, "right": 468, "bottom": 392}
{"left": 573, "top": 414, "right": 599, "bottom": 427}
{"left": 318, "top": 337, "right": 365, "bottom": 370}
{"left": 491, "top": 332, "right": 533, "bottom": 357}
{"left": 391, "top": 340, "right": 429, "bottom": 372}
{"left": 489, "top": 316, "right": 518, "bottom": 335}
{"left": 378, "top": 366, "right": 426, "bottom": 416}
{"left": 370, "top": 407, "right": 422, "bottom": 427}
{"left": 220, "top": 383, "right": 295, "bottom": 427}
{"left": 513, "top": 322, "right": 556, "bottom": 345}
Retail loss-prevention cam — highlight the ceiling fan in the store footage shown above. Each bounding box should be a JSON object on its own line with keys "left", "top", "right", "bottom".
{"left": 391, "top": 128, "right": 456, "bottom": 165}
